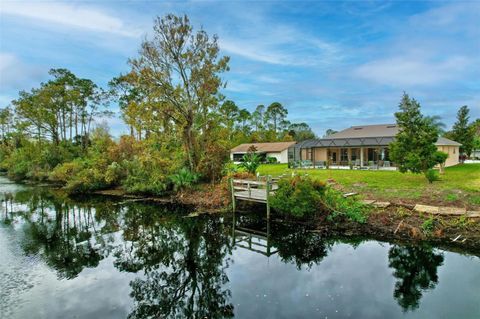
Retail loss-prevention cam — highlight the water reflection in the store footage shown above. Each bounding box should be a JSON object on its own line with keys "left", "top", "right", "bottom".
{"left": 1, "top": 184, "right": 472, "bottom": 319}
{"left": 388, "top": 244, "right": 444, "bottom": 311}
{"left": 2, "top": 189, "right": 122, "bottom": 279}
{"left": 116, "top": 206, "right": 234, "bottom": 318}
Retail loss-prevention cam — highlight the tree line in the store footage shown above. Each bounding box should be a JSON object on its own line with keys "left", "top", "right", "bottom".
{"left": 0, "top": 14, "right": 315, "bottom": 193}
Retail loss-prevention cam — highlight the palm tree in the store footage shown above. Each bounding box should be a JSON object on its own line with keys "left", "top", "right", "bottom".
{"left": 425, "top": 115, "right": 446, "bottom": 134}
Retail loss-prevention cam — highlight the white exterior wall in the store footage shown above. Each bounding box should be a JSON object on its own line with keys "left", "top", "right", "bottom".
{"left": 266, "top": 150, "right": 289, "bottom": 163}
{"left": 230, "top": 149, "right": 289, "bottom": 164}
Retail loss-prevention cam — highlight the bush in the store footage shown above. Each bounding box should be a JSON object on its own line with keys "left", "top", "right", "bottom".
{"left": 169, "top": 167, "right": 200, "bottom": 191}
{"left": 425, "top": 169, "right": 440, "bottom": 183}
{"left": 239, "top": 150, "right": 261, "bottom": 174}
{"left": 270, "top": 175, "right": 326, "bottom": 218}
{"left": 323, "top": 188, "right": 369, "bottom": 223}
{"left": 50, "top": 157, "right": 113, "bottom": 193}
{"left": 122, "top": 155, "right": 176, "bottom": 195}
{"left": 266, "top": 156, "right": 278, "bottom": 164}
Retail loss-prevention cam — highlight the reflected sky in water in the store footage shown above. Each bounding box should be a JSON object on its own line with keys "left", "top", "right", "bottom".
{"left": 1, "top": 177, "right": 479, "bottom": 319}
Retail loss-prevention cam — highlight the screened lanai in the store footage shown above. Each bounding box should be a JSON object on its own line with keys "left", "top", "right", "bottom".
{"left": 288, "top": 136, "right": 396, "bottom": 169}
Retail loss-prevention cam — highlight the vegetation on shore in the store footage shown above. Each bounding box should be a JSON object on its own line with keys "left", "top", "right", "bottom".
{"left": 0, "top": 14, "right": 313, "bottom": 197}
{"left": 259, "top": 163, "right": 480, "bottom": 209}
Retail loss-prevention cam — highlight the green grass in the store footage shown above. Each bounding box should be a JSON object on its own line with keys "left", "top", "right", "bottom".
{"left": 258, "top": 163, "right": 480, "bottom": 208}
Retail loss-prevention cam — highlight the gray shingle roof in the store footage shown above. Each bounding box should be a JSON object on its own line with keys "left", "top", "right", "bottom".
{"left": 435, "top": 137, "right": 462, "bottom": 146}
{"left": 296, "top": 124, "right": 461, "bottom": 148}
{"left": 327, "top": 124, "right": 399, "bottom": 139}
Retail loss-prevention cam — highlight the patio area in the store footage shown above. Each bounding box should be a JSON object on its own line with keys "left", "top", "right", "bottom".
{"left": 289, "top": 146, "right": 397, "bottom": 170}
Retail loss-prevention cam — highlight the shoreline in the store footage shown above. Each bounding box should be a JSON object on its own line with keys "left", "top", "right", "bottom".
{"left": 94, "top": 186, "right": 480, "bottom": 255}
{"left": 3, "top": 175, "right": 479, "bottom": 254}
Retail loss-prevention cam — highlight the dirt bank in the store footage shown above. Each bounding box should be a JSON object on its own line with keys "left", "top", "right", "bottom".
{"left": 92, "top": 185, "right": 480, "bottom": 254}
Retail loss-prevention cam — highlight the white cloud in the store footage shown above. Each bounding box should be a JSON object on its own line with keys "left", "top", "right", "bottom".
{"left": 353, "top": 56, "right": 471, "bottom": 87}
{"left": 0, "top": 53, "right": 45, "bottom": 91}
{"left": 0, "top": 1, "right": 141, "bottom": 37}
{"left": 220, "top": 38, "right": 296, "bottom": 66}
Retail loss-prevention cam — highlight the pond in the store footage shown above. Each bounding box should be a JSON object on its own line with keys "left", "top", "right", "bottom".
{"left": 1, "top": 176, "right": 479, "bottom": 319}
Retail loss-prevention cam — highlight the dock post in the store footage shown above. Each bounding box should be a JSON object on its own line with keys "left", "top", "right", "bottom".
{"left": 266, "top": 175, "right": 271, "bottom": 220}
{"left": 229, "top": 178, "right": 236, "bottom": 213}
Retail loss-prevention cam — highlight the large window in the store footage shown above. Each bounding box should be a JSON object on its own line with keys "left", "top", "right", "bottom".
{"left": 350, "top": 148, "right": 360, "bottom": 161}
{"left": 340, "top": 148, "right": 348, "bottom": 162}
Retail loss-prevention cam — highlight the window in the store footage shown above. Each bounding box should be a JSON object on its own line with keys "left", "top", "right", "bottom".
{"left": 233, "top": 153, "right": 245, "bottom": 162}
{"left": 453, "top": 147, "right": 455, "bottom": 154}
{"left": 307, "top": 148, "right": 313, "bottom": 160}
{"left": 340, "top": 148, "right": 348, "bottom": 162}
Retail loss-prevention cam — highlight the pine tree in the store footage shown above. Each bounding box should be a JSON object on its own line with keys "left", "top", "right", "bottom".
{"left": 451, "top": 105, "right": 475, "bottom": 156}
{"left": 390, "top": 93, "right": 446, "bottom": 179}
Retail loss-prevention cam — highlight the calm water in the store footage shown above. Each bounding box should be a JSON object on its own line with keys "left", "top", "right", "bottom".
{"left": 1, "top": 177, "right": 479, "bottom": 319}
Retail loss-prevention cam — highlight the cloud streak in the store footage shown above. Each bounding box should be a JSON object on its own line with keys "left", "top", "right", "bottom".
{"left": 353, "top": 56, "right": 471, "bottom": 87}
{"left": 0, "top": 1, "right": 141, "bottom": 37}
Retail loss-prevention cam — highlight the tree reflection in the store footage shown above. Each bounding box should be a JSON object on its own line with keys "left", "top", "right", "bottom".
{"left": 388, "top": 244, "right": 444, "bottom": 311}
{"left": 271, "top": 226, "right": 329, "bottom": 270}
{"left": 115, "top": 205, "right": 234, "bottom": 319}
{"left": 2, "top": 188, "right": 122, "bottom": 279}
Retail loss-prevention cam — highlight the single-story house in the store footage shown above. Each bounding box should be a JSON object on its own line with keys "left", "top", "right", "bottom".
{"left": 290, "top": 124, "right": 461, "bottom": 169}
{"left": 230, "top": 142, "right": 297, "bottom": 164}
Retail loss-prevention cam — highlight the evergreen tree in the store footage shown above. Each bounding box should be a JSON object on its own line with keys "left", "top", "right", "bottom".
{"left": 265, "top": 102, "right": 288, "bottom": 135}
{"left": 450, "top": 105, "right": 475, "bottom": 156}
{"left": 390, "top": 93, "right": 447, "bottom": 179}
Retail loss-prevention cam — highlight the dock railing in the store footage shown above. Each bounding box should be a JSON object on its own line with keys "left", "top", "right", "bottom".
{"left": 229, "top": 176, "right": 276, "bottom": 219}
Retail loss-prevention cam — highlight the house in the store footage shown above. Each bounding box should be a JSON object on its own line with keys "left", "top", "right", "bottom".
{"left": 230, "top": 142, "right": 296, "bottom": 164}
{"left": 290, "top": 124, "right": 461, "bottom": 169}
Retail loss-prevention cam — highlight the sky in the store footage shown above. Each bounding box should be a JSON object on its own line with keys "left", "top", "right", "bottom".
{"left": 1, "top": 0, "right": 479, "bottom": 137}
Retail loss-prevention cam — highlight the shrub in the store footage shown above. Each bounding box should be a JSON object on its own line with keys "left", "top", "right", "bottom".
{"left": 425, "top": 169, "right": 440, "bottom": 183}
{"left": 169, "top": 167, "right": 200, "bottom": 191}
{"left": 270, "top": 175, "right": 326, "bottom": 218}
{"left": 122, "top": 155, "right": 176, "bottom": 195}
{"left": 421, "top": 216, "right": 435, "bottom": 234}
{"left": 222, "top": 161, "right": 238, "bottom": 176}
{"left": 323, "top": 188, "right": 369, "bottom": 223}
{"left": 239, "top": 152, "right": 261, "bottom": 174}
{"left": 266, "top": 156, "right": 278, "bottom": 164}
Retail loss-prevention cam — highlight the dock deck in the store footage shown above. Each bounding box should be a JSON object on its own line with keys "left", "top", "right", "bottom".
{"left": 229, "top": 178, "right": 277, "bottom": 217}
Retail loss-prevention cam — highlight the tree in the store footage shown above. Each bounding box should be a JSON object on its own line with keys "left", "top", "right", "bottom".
{"left": 12, "top": 68, "right": 109, "bottom": 146}
{"left": 288, "top": 122, "right": 316, "bottom": 141}
{"left": 323, "top": 129, "right": 338, "bottom": 137}
{"left": 424, "top": 115, "right": 446, "bottom": 134}
{"left": 127, "top": 14, "right": 229, "bottom": 172}
{"left": 449, "top": 105, "right": 475, "bottom": 156}
{"left": 237, "top": 108, "right": 251, "bottom": 133}
{"left": 0, "top": 107, "right": 13, "bottom": 140}
{"left": 251, "top": 104, "right": 265, "bottom": 132}
{"left": 265, "top": 102, "right": 288, "bottom": 135}
{"left": 389, "top": 93, "right": 447, "bottom": 180}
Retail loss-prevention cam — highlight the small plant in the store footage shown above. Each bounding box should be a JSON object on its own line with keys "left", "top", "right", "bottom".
{"left": 445, "top": 193, "right": 458, "bottom": 202}
{"left": 396, "top": 206, "right": 410, "bottom": 218}
{"left": 169, "top": 167, "right": 200, "bottom": 191}
{"left": 424, "top": 169, "right": 440, "bottom": 183}
{"left": 469, "top": 195, "right": 480, "bottom": 206}
{"left": 222, "top": 161, "right": 238, "bottom": 176}
{"left": 421, "top": 215, "right": 435, "bottom": 234}
{"left": 239, "top": 146, "right": 261, "bottom": 174}
{"left": 323, "top": 188, "right": 369, "bottom": 223}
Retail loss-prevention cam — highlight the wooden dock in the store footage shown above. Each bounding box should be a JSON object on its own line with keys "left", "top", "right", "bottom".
{"left": 229, "top": 178, "right": 277, "bottom": 218}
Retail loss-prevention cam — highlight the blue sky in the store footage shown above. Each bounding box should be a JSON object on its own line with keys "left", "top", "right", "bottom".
{"left": 1, "top": 0, "right": 479, "bottom": 137}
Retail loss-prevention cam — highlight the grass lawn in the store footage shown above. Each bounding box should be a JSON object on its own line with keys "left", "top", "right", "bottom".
{"left": 258, "top": 163, "right": 480, "bottom": 209}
